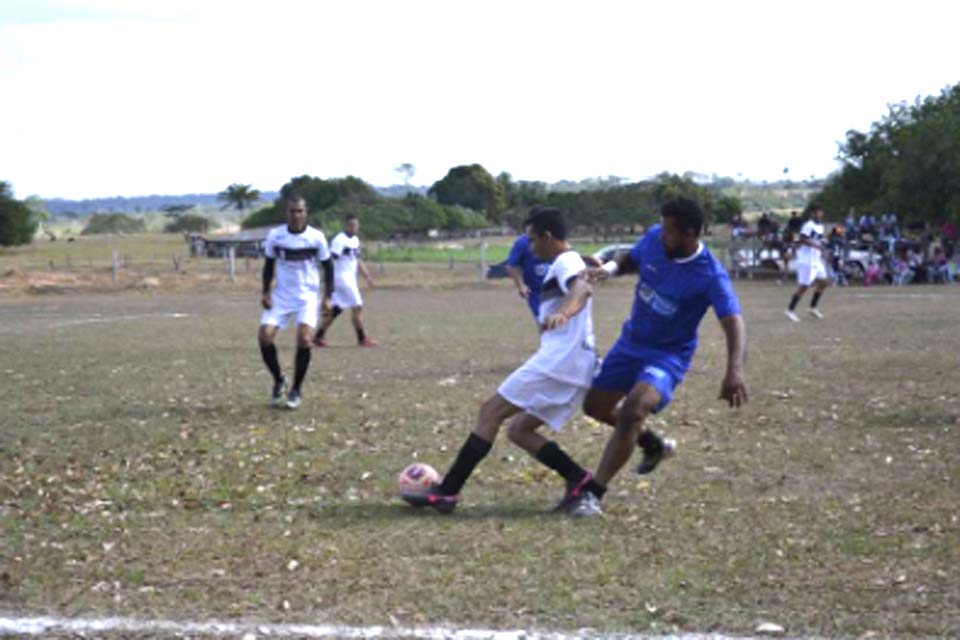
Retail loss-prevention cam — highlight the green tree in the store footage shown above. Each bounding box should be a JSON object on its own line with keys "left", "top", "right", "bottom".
{"left": 815, "top": 83, "right": 960, "bottom": 224}
{"left": 218, "top": 183, "right": 262, "bottom": 213}
{"left": 428, "top": 164, "right": 504, "bottom": 220}
{"left": 394, "top": 163, "right": 416, "bottom": 186}
{"left": 0, "top": 182, "right": 37, "bottom": 246}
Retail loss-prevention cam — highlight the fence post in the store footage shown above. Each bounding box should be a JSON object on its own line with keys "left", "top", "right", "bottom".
{"left": 228, "top": 246, "right": 236, "bottom": 282}
{"left": 479, "top": 242, "right": 487, "bottom": 279}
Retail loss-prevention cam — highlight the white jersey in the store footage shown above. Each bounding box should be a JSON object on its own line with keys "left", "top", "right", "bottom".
{"left": 330, "top": 231, "right": 361, "bottom": 289}
{"left": 796, "top": 219, "right": 825, "bottom": 265}
{"left": 264, "top": 225, "right": 330, "bottom": 304}
{"left": 525, "top": 251, "right": 596, "bottom": 387}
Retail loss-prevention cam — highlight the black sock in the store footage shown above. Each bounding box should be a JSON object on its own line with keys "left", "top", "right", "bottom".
{"left": 585, "top": 478, "right": 607, "bottom": 499}
{"left": 788, "top": 293, "right": 801, "bottom": 311}
{"left": 811, "top": 291, "right": 822, "bottom": 308}
{"left": 292, "top": 347, "right": 311, "bottom": 392}
{"left": 439, "top": 433, "right": 492, "bottom": 495}
{"left": 535, "top": 441, "right": 587, "bottom": 486}
{"left": 314, "top": 326, "right": 326, "bottom": 341}
{"left": 356, "top": 326, "right": 366, "bottom": 343}
{"left": 259, "top": 343, "right": 282, "bottom": 383}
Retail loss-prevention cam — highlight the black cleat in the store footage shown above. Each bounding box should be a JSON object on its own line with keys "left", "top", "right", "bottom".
{"left": 271, "top": 375, "right": 288, "bottom": 407}
{"left": 553, "top": 472, "right": 594, "bottom": 513}
{"left": 285, "top": 389, "right": 302, "bottom": 410}
{"left": 636, "top": 434, "right": 676, "bottom": 475}
{"left": 400, "top": 484, "right": 458, "bottom": 514}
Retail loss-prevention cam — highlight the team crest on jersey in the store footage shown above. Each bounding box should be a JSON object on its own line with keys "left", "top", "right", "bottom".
{"left": 535, "top": 263, "right": 548, "bottom": 277}
{"left": 638, "top": 282, "right": 678, "bottom": 317}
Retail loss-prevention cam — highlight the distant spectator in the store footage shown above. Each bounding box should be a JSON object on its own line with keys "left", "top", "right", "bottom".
{"left": 864, "top": 259, "right": 883, "bottom": 287}
{"left": 928, "top": 247, "right": 951, "bottom": 284}
{"left": 942, "top": 220, "right": 958, "bottom": 257}
{"left": 881, "top": 212, "right": 899, "bottom": 240}
{"left": 827, "top": 226, "right": 848, "bottom": 286}
{"left": 757, "top": 212, "right": 773, "bottom": 238}
{"left": 893, "top": 254, "right": 912, "bottom": 286}
{"left": 844, "top": 211, "right": 857, "bottom": 239}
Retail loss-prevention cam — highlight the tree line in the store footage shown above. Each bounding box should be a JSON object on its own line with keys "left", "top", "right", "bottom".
{"left": 814, "top": 82, "right": 960, "bottom": 224}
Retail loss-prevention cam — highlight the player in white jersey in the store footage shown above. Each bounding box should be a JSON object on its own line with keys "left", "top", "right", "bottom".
{"left": 402, "top": 207, "right": 598, "bottom": 515}
{"left": 312, "top": 214, "right": 378, "bottom": 347}
{"left": 258, "top": 194, "right": 333, "bottom": 409}
{"left": 785, "top": 204, "right": 829, "bottom": 322}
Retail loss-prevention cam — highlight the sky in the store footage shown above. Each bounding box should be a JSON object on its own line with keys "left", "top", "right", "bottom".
{"left": 1, "top": 0, "right": 958, "bottom": 200}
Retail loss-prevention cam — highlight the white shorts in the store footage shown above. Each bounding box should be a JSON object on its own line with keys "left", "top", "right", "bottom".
{"left": 796, "top": 261, "right": 828, "bottom": 286}
{"left": 497, "top": 361, "right": 588, "bottom": 431}
{"left": 331, "top": 282, "right": 363, "bottom": 309}
{"left": 260, "top": 297, "right": 319, "bottom": 329}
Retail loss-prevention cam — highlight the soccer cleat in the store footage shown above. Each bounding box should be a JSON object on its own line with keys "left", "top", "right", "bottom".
{"left": 808, "top": 308, "right": 824, "bottom": 319}
{"left": 271, "top": 375, "right": 288, "bottom": 407}
{"left": 312, "top": 336, "right": 329, "bottom": 347}
{"left": 400, "top": 484, "right": 458, "bottom": 514}
{"left": 553, "top": 472, "right": 594, "bottom": 513}
{"left": 569, "top": 490, "right": 603, "bottom": 519}
{"left": 784, "top": 309, "right": 800, "bottom": 322}
{"left": 285, "top": 389, "right": 302, "bottom": 410}
{"left": 358, "top": 337, "right": 379, "bottom": 347}
{"left": 636, "top": 435, "right": 676, "bottom": 475}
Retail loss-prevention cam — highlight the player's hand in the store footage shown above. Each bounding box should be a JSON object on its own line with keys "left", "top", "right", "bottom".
{"left": 366, "top": 277, "right": 376, "bottom": 288}
{"left": 517, "top": 284, "right": 531, "bottom": 300}
{"left": 541, "top": 312, "right": 568, "bottom": 331}
{"left": 719, "top": 371, "right": 748, "bottom": 408}
{"left": 581, "top": 254, "right": 602, "bottom": 268}
{"left": 586, "top": 267, "right": 610, "bottom": 284}
{"left": 261, "top": 292, "right": 272, "bottom": 310}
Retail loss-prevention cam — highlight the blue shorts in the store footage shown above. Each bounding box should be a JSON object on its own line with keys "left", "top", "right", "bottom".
{"left": 591, "top": 339, "right": 687, "bottom": 413}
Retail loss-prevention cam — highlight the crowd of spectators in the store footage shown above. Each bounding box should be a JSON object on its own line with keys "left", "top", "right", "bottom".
{"left": 731, "top": 210, "right": 959, "bottom": 286}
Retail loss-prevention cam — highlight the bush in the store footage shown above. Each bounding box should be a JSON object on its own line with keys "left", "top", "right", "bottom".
{"left": 0, "top": 182, "right": 37, "bottom": 247}
{"left": 165, "top": 214, "right": 217, "bottom": 234}
{"left": 82, "top": 213, "right": 146, "bottom": 235}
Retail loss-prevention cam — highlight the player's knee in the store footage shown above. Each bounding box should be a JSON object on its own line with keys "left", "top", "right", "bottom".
{"left": 258, "top": 327, "right": 274, "bottom": 347}
{"left": 583, "top": 395, "right": 615, "bottom": 425}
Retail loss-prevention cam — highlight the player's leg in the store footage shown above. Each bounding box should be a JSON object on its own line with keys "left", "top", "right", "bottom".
{"left": 312, "top": 306, "right": 341, "bottom": 347}
{"left": 352, "top": 306, "right": 376, "bottom": 346}
{"left": 786, "top": 269, "right": 810, "bottom": 320}
{"left": 258, "top": 318, "right": 287, "bottom": 406}
{"left": 506, "top": 412, "right": 593, "bottom": 512}
{"left": 583, "top": 388, "right": 625, "bottom": 427}
{"left": 403, "top": 393, "right": 521, "bottom": 512}
{"left": 287, "top": 303, "right": 320, "bottom": 409}
{"left": 808, "top": 272, "right": 829, "bottom": 318}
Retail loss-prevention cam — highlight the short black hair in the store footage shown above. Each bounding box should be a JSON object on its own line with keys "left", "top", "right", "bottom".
{"left": 524, "top": 206, "right": 567, "bottom": 240}
{"left": 344, "top": 213, "right": 358, "bottom": 222}
{"left": 284, "top": 193, "right": 307, "bottom": 210}
{"left": 660, "top": 197, "right": 704, "bottom": 235}
{"left": 806, "top": 203, "right": 824, "bottom": 216}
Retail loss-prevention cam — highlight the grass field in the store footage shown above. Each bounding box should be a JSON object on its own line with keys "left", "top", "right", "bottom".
{"left": 0, "top": 275, "right": 958, "bottom": 637}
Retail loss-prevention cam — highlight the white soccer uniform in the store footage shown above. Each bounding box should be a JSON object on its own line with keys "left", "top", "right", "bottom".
{"left": 497, "top": 251, "right": 596, "bottom": 430}
{"left": 260, "top": 225, "right": 330, "bottom": 329}
{"left": 329, "top": 231, "right": 364, "bottom": 309}
{"left": 795, "top": 219, "right": 828, "bottom": 286}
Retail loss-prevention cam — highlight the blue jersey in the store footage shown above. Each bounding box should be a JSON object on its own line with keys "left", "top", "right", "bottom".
{"left": 620, "top": 225, "right": 741, "bottom": 365}
{"left": 507, "top": 234, "right": 551, "bottom": 317}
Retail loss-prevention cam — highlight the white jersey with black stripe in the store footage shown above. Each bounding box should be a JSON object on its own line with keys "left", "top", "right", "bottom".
{"left": 264, "top": 225, "right": 330, "bottom": 304}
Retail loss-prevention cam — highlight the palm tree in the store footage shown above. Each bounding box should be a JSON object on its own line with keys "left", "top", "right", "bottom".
{"left": 218, "top": 183, "right": 261, "bottom": 212}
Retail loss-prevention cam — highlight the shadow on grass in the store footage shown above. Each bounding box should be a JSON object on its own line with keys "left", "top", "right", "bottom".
{"left": 305, "top": 501, "right": 569, "bottom": 522}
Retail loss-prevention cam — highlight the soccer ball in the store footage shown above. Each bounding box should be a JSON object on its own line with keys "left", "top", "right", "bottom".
{"left": 397, "top": 463, "right": 440, "bottom": 494}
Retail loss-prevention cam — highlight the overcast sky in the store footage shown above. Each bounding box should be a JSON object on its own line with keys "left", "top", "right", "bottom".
{"left": 1, "top": 0, "right": 958, "bottom": 199}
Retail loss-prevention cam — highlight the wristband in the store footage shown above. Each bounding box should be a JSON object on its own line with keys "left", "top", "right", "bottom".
{"left": 601, "top": 261, "right": 619, "bottom": 276}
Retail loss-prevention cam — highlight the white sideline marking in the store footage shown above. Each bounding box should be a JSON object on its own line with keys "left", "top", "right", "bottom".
{"left": 0, "top": 613, "right": 803, "bottom": 640}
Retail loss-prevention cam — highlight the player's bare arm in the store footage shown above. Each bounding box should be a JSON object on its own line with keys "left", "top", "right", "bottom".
{"left": 320, "top": 256, "right": 334, "bottom": 311}
{"left": 718, "top": 313, "right": 748, "bottom": 408}
{"left": 358, "top": 259, "right": 375, "bottom": 287}
{"left": 587, "top": 250, "right": 637, "bottom": 283}
{"left": 542, "top": 275, "right": 592, "bottom": 331}
{"left": 505, "top": 264, "right": 530, "bottom": 299}
{"left": 261, "top": 257, "right": 275, "bottom": 309}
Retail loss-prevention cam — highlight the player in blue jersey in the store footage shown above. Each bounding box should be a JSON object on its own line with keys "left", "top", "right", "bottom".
{"left": 571, "top": 197, "right": 748, "bottom": 517}
{"left": 506, "top": 225, "right": 551, "bottom": 319}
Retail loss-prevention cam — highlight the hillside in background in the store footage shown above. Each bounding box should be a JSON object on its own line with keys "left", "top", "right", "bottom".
{"left": 40, "top": 178, "right": 823, "bottom": 220}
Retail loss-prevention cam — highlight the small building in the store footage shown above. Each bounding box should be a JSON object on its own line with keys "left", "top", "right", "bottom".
{"left": 189, "top": 227, "right": 273, "bottom": 258}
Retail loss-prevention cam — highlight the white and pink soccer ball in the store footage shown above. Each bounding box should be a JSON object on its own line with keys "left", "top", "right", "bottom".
{"left": 397, "top": 463, "right": 440, "bottom": 494}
